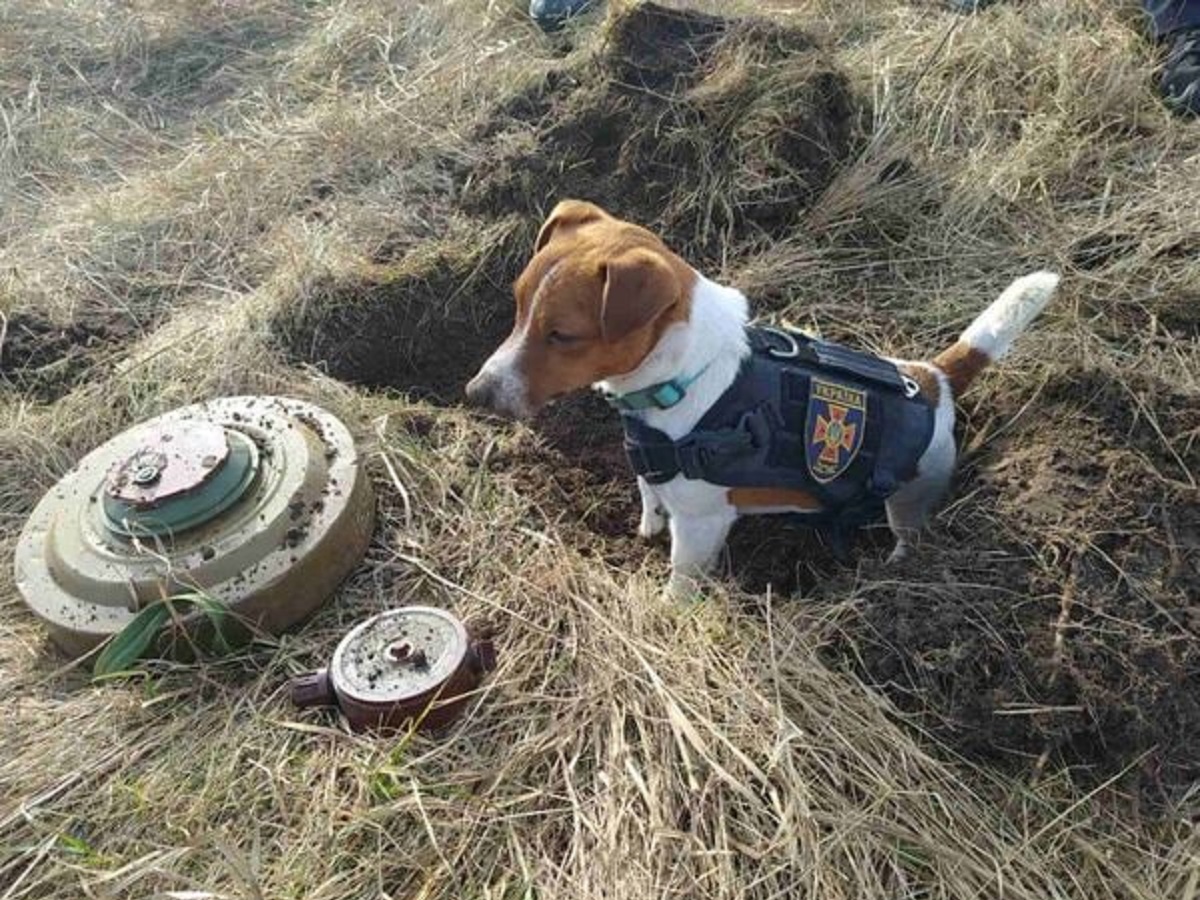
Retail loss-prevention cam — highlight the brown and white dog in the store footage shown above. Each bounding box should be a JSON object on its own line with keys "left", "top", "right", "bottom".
{"left": 466, "top": 200, "right": 1059, "bottom": 596}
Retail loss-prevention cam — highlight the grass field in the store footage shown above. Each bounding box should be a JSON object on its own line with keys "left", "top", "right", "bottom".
{"left": 2, "top": 0, "right": 1198, "bottom": 897}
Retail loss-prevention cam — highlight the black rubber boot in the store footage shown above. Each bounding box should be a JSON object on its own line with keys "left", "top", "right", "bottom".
{"left": 529, "top": 0, "right": 596, "bottom": 32}
{"left": 1161, "top": 27, "right": 1200, "bottom": 115}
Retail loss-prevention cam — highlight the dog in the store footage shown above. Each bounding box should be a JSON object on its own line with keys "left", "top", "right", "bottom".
{"left": 466, "top": 199, "right": 1059, "bottom": 596}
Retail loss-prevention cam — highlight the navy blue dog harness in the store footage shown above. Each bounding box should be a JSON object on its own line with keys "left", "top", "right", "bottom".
{"left": 615, "top": 327, "right": 936, "bottom": 532}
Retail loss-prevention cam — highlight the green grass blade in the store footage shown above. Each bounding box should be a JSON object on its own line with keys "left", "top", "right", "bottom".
{"left": 92, "top": 603, "right": 171, "bottom": 677}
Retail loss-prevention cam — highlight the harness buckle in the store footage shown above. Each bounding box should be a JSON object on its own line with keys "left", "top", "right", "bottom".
{"left": 901, "top": 375, "right": 921, "bottom": 399}
{"left": 675, "top": 439, "right": 709, "bottom": 481}
{"left": 625, "top": 442, "right": 655, "bottom": 479}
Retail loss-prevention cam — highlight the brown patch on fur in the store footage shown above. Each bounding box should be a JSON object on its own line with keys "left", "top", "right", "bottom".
{"left": 932, "top": 341, "right": 991, "bottom": 396}
{"left": 727, "top": 487, "right": 823, "bottom": 512}
{"left": 534, "top": 199, "right": 609, "bottom": 253}
{"left": 898, "top": 362, "right": 941, "bottom": 405}
{"left": 496, "top": 201, "right": 697, "bottom": 412}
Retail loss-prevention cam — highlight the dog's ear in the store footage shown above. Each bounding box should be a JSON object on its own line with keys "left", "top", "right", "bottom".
{"left": 535, "top": 200, "right": 607, "bottom": 253}
{"left": 600, "top": 248, "right": 680, "bottom": 342}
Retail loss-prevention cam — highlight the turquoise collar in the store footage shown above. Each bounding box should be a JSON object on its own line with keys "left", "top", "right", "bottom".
{"left": 602, "top": 362, "right": 713, "bottom": 412}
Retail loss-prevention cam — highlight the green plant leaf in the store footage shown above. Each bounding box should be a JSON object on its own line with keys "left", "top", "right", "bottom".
{"left": 93, "top": 603, "right": 171, "bottom": 677}
{"left": 92, "top": 591, "right": 239, "bottom": 679}
{"left": 187, "top": 592, "right": 234, "bottom": 654}
{"left": 57, "top": 833, "right": 93, "bottom": 856}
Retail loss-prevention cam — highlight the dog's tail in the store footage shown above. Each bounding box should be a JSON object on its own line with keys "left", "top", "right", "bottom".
{"left": 932, "top": 271, "right": 1060, "bottom": 396}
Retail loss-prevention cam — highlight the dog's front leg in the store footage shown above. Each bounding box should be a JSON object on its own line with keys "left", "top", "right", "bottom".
{"left": 637, "top": 477, "right": 667, "bottom": 539}
{"left": 667, "top": 510, "right": 736, "bottom": 600}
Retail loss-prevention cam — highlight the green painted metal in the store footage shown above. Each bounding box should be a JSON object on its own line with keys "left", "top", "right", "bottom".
{"left": 102, "top": 430, "right": 260, "bottom": 538}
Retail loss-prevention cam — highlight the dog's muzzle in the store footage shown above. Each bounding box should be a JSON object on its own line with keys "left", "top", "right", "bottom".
{"left": 465, "top": 368, "right": 532, "bottom": 420}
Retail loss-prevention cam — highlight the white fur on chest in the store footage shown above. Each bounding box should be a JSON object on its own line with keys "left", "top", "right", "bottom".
{"left": 598, "top": 274, "right": 750, "bottom": 520}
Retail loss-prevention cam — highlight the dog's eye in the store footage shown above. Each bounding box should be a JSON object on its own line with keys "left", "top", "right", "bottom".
{"left": 546, "top": 330, "right": 580, "bottom": 346}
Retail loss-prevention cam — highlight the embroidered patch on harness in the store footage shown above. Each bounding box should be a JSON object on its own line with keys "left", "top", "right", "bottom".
{"left": 805, "top": 379, "right": 866, "bottom": 483}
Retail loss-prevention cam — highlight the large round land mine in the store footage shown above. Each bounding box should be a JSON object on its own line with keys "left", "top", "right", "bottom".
{"left": 290, "top": 607, "right": 498, "bottom": 733}
{"left": 13, "top": 396, "right": 376, "bottom": 657}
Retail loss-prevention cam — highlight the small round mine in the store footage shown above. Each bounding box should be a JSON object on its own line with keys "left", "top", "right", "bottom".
{"left": 331, "top": 607, "right": 469, "bottom": 706}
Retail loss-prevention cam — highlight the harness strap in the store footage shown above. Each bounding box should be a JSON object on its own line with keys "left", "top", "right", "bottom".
{"left": 748, "top": 325, "right": 921, "bottom": 398}
{"left": 624, "top": 412, "right": 762, "bottom": 484}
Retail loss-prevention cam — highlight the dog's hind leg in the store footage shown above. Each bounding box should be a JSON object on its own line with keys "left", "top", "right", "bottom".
{"left": 885, "top": 472, "right": 951, "bottom": 563}
{"left": 886, "top": 363, "right": 957, "bottom": 563}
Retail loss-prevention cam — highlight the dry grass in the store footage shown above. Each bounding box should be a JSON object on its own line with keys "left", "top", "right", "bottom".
{"left": 2, "top": 0, "right": 1198, "bottom": 897}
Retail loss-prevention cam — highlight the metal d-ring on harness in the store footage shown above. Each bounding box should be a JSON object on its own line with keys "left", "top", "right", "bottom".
{"left": 616, "top": 324, "right": 938, "bottom": 544}
{"left": 758, "top": 326, "right": 802, "bottom": 359}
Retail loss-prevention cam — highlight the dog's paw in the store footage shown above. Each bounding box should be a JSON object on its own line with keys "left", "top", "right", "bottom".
{"left": 666, "top": 572, "right": 706, "bottom": 603}
{"left": 886, "top": 541, "right": 912, "bottom": 566}
{"left": 637, "top": 506, "right": 667, "bottom": 540}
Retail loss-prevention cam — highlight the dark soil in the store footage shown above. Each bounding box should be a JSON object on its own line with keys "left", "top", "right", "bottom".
{"left": 274, "top": 220, "right": 532, "bottom": 402}
{"left": 828, "top": 364, "right": 1200, "bottom": 805}
{"left": 0, "top": 309, "right": 140, "bottom": 401}
{"left": 487, "top": 392, "right": 646, "bottom": 573}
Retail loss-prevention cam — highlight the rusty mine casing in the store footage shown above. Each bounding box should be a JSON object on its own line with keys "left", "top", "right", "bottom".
{"left": 13, "top": 396, "right": 375, "bottom": 657}
{"left": 290, "top": 607, "right": 498, "bottom": 733}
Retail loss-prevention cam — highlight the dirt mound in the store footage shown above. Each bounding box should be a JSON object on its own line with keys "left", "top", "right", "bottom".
{"left": 489, "top": 393, "right": 647, "bottom": 571}
{"left": 463, "top": 2, "right": 855, "bottom": 262}
{"left": 834, "top": 363, "right": 1200, "bottom": 803}
{"left": 0, "top": 309, "right": 139, "bottom": 401}
{"left": 278, "top": 4, "right": 854, "bottom": 397}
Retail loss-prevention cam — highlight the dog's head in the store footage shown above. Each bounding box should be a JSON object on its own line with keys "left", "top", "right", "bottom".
{"left": 465, "top": 200, "right": 694, "bottom": 419}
